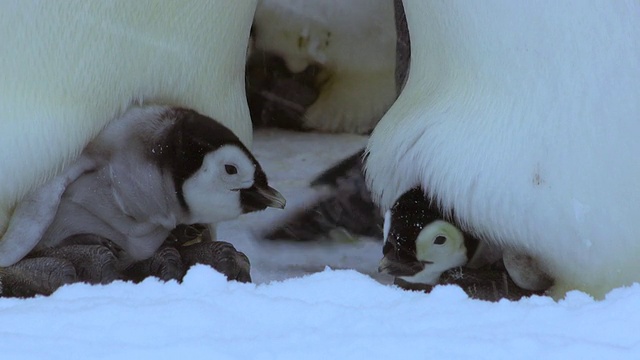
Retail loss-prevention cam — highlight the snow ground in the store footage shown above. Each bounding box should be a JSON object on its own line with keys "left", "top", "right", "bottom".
{"left": 1, "top": 129, "right": 639, "bottom": 359}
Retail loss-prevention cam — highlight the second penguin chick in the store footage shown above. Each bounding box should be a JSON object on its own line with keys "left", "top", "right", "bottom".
{"left": 380, "top": 218, "right": 468, "bottom": 286}
{"left": 379, "top": 187, "right": 552, "bottom": 300}
{"left": 379, "top": 187, "right": 508, "bottom": 285}
{"left": 378, "top": 187, "right": 488, "bottom": 285}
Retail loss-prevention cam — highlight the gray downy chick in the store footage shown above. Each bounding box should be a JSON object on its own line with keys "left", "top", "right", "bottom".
{"left": 1, "top": 105, "right": 284, "bottom": 295}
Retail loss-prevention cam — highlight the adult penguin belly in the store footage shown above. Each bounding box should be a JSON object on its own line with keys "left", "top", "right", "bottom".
{"left": 365, "top": 1, "right": 640, "bottom": 299}
{"left": 0, "top": 1, "right": 256, "bottom": 244}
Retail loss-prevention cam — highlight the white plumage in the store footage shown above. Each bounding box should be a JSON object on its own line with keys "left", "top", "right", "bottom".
{"left": 366, "top": 1, "right": 640, "bottom": 299}
{"left": 0, "top": 1, "right": 257, "bottom": 243}
{"left": 252, "top": 0, "right": 397, "bottom": 133}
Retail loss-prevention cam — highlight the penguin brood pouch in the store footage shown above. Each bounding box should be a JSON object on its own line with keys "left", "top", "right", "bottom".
{"left": 0, "top": 105, "right": 286, "bottom": 279}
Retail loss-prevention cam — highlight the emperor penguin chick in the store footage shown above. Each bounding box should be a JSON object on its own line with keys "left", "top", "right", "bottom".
{"left": 379, "top": 188, "right": 552, "bottom": 301}
{"left": 252, "top": 0, "right": 397, "bottom": 133}
{"left": 1, "top": 105, "right": 286, "bottom": 268}
{"left": 378, "top": 188, "right": 470, "bottom": 286}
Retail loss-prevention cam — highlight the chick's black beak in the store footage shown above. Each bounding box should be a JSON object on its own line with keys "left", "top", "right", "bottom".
{"left": 240, "top": 184, "right": 286, "bottom": 213}
{"left": 378, "top": 243, "right": 429, "bottom": 277}
{"left": 378, "top": 255, "right": 427, "bottom": 277}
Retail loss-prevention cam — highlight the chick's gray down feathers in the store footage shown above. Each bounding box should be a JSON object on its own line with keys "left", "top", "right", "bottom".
{"left": 0, "top": 105, "right": 281, "bottom": 297}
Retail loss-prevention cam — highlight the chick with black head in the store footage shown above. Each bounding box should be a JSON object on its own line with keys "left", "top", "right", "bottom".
{"left": 3, "top": 105, "right": 286, "bottom": 271}
{"left": 378, "top": 187, "right": 475, "bottom": 286}
{"left": 379, "top": 187, "right": 554, "bottom": 301}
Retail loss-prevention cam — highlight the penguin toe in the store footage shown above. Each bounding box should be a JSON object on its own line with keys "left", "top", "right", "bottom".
{"left": 148, "top": 246, "right": 186, "bottom": 282}
{"left": 33, "top": 243, "right": 121, "bottom": 285}
{"left": 123, "top": 245, "right": 186, "bottom": 283}
{"left": 179, "top": 241, "right": 252, "bottom": 283}
{"left": 0, "top": 257, "right": 77, "bottom": 298}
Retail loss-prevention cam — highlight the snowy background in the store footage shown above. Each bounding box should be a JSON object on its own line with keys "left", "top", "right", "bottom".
{"left": 1, "top": 129, "right": 640, "bottom": 359}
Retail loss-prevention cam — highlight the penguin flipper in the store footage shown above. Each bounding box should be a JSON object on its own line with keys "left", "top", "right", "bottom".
{"left": 0, "top": 155, "right": 98, "bottom": 267}
{"left": 310, "top": 149, "right": 365, "bottom": 187}
{"left": 266, "top": 149, "right": 382, "bottom": 241}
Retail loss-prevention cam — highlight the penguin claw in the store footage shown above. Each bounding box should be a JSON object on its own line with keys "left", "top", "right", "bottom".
{"left": 179, "top": 241, "right": 252, "bottom": 283}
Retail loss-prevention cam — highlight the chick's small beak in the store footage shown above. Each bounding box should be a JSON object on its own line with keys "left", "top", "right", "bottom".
{"left": 378, "top": 254, "right": 429, "bottom": 277}
{"left": 259, "top": 185, "right": 286, "bottom": 209}
{"left": 240, "top": 184, "right": 286, "bottom": 213}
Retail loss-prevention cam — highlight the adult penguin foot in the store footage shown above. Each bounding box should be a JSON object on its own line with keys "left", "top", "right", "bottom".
{"left": 179, "top": 240, "right": 252, "bottom": 284}
{"left": 32, "top": 234, "right": 122, "bottom": 285}
{"left": 122, "top": 245, "right": 185, "bottom": 283}
{"left": 126, "top": 224, "right": 252, "bottom": 283}
{"left": 0, "top": 257, "right": 76, "bottom": 298}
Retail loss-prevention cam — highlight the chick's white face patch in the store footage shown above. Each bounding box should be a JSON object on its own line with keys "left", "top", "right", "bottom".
{"left": 182, "top": 145, "right": 257, "bottom": 224}
{"left": 415, "top": 220, "right": 466, "bottom": 263}
{"left": 400, "top": 220, "right": 468, "bottom": 285}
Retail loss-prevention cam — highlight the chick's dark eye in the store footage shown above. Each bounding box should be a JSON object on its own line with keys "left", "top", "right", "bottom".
{"left": 225, "top": 164, "right": 238, "bottom": 175}
{"left": 434, "top": 235, "right": 447, "bottom": 245}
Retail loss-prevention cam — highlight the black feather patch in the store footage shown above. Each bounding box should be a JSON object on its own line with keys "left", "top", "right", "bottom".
{"left": 310, "top": 149, "right": 366, "bottom": 187}
{"left": 394, "top": 0, "right": 411, "bottom": 95}
{"left": 384, "top": 187, "right": 442, "bottom": 260}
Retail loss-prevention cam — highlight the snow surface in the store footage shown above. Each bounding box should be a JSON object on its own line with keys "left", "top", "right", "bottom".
{"left": 1, "top": 129, "right": 640, "bottom": 359}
